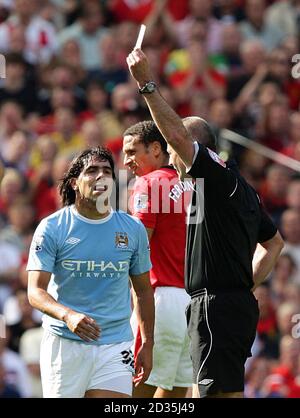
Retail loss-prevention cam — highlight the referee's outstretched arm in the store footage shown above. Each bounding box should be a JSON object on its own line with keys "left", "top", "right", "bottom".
{"left": 126, "top": 48, "right": 194, "bottom": 169}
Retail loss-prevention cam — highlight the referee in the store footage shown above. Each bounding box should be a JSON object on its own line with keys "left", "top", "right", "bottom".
{"left": 126, "top": 48, "right": 284, "bottom": 398}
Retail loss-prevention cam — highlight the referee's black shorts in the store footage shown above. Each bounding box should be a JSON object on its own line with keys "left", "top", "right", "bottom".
{"left": 186, "top": 288, "right": 259, "bottom": 397}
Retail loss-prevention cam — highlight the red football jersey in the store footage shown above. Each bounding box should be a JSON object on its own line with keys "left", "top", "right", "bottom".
{"left": 131, "top": 167, "right": 193, "bottom": 288}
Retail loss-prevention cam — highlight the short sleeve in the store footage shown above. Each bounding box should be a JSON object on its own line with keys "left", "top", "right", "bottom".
{"left": 258, "top": 206, "right": 277, "bottom": 243}
{"left": 187, "top": 142, "right": 236, "bottom": 197}
{"left": 26, "top": 219, "right": 57, "bottom": 272}
{"left": 129, "top": 221, "right": 152, "bottom": 276}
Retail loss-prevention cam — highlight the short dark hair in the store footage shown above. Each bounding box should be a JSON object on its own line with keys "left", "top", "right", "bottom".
{"left": 123, "top": 120, "right": 168, "bottom": 156}
{"left": 59, "top": 147, "right": 116, "bottom": 206}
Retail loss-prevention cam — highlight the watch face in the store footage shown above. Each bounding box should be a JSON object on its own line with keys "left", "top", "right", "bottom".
{"left": 140, "top": 81, "right": 156, "bottom": 93}
{"left": 147, "top": 83, "right": 155, "bottom": 92}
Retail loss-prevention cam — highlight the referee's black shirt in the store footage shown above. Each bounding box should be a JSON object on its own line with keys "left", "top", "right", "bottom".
{"left": 185, "top": 142, "right": 277, "bottom": 295}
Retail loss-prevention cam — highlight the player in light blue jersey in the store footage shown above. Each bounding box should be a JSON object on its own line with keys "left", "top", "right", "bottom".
{"left": 27, "top": 147, "right": 154, "bottom": 398}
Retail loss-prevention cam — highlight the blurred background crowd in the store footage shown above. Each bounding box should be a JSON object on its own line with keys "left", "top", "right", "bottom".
{"left": 0, "top": 0, "right": 300, "bottom": 398}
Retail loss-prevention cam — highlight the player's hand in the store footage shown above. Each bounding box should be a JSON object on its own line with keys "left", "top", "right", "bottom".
{"left": 126, "top": 49, "right": 153, "bottom": 88}
{"left": 64, "top": 311, "right": 101, "bottom": 342}
{"left": 133, "top": 342, "right": 153, "bottom": 386}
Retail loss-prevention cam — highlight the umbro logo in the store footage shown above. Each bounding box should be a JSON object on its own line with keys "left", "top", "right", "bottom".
{"left": 66, "top": 237, "right": 81, "bottom": 245}
{"left": 198, "top": 379, "right": 214, "bottom": 386}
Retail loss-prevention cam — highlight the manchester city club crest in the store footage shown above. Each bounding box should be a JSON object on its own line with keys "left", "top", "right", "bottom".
{"left": 115, "top": 232, "right": 129, "bottom": 249}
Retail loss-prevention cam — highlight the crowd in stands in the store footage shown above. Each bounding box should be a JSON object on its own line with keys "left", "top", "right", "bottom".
{"left": 0, "top": 0, "right": 300, "bottom": 398}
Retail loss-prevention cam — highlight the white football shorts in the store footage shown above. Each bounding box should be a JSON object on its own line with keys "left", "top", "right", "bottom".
{"left": 131, "top": 286, "right": 193, "bottom": 391}
{"left": 40, "top": 330, "right": 134, "bottom": 398}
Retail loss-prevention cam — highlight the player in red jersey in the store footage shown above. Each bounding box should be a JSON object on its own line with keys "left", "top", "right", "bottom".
{"left": 123, "top": 120, "right": 193, "bottom": 398}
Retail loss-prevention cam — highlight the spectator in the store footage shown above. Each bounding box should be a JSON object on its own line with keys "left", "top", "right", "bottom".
{"left": 0, "top": 328, "right": 32, "bottom": 397}
{"left": 286, "top": 178, "right": 300, "bottom": 211}
{"left": 226, "top": 39, "right": 267, "bottom": 136}
{"left": 175, "top": 0, "right": 225, "bottom": 53}
{"left": 254, "top": 284, "right": 280, "bottom": 359}
{"left": 0, "top": 102, "right": 25, "bottom": 159}
{"left": 259, "top": 164, "right": 291, "bottom": 225}
{"left": 239, "top": 0, "right": 285, "bottom": 51}
{"left": 50, "top": 107, "right": 83, "bottom": 154}
{"left": 207, "top": 98, "right": 234, "bottom": 158}
{"left": 106, "top": 82, "right": 140, "bottom": 140}
{"left": 164, "top": 18, "right": 226, "bottom": 117}
{"left": 282, "top": 113, "right": 300, "bottom": 159}
{"left": 3, "top": 130, "right": 32, "bottom": 174}
{"left": 107, "top": 0, "right": 188, "bottom": 24}
{"left": 0, "top": 359, "right": 21, "bottom": 398}
{"left": 270, "top": 253, "right": 298, "bottom": 306}
{"left": 258, "top": 99, "right": 290, "bottom": 152}
{"left": 7, "top": 289, "right": 41, "bottom": 353}
{"left": 266, "top": 0, "right": 300, "bottom": 37}
{"left": 281, "top": 209, "right": 300, "bottom": 273}
{"left": 60, "top": 39, "right": 86, "bottom": 86}
{"left": 80, "top": 120, "right": 105, "bottom": 149}
{"left": 245, "top": 357, "right": 271, "bottom": 398}
{"left": 58, "top": 1, "right": 107, "bottom": 70}
{"left": 218, "top": 22, "right": 243, "bottom": 75}
{"left": 267, "top": 335, "right": 300, "bottom": 397}
{"left": 78, "top": 81, "right": 108, "bottom": 126}
{"left": 19, "top": 326, "right": 43, "bottom": 398}
{"left": 276, "top": 301, "right": 299, "bottom": 337}
{"left": 0, "top": 239, "right": 22, "bottom": 313}
{"left": 266, "top": 48, "right": 300, "bottom": 110}
{"left": 0, "top": 168, "right": 25, "bottom": 225}
{"left": 0, "top": 0, "right": 58, "bottom": 64}
{"left": 87, "top": 29, "right": 128, "bottom": 93}
{"left": 39, "top": 62, "right": 86, "bottom": 116}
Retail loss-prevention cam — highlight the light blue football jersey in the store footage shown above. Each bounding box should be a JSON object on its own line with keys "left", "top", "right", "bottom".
{"left": 27, "top": 206, "right": 151, "bottom": 345}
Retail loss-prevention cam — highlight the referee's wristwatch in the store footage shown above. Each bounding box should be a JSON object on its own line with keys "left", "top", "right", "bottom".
{"left": 138, "top": 81, "right": 157, "bottom": 94}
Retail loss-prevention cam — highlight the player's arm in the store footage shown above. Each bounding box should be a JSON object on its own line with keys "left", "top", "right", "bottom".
{"left": 130, "top": 271, "right": 154, "bottom": 386}
{"left": 252, "top": 231, "right": 284, "bottom": 292}
{"left": 127, "top": 48, "right": 194, "bottom": 169}
{"left": 28, "top": 270, "right": 100, "bottom": 342}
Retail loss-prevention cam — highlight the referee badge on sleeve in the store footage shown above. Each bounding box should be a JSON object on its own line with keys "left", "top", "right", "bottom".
{"left": 207, "top": 148, "right": 226, "bottom": 168}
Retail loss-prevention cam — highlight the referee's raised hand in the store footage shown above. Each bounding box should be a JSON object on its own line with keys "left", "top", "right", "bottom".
{"left": 126, "top": 48, "right": 153, "bottom": 88}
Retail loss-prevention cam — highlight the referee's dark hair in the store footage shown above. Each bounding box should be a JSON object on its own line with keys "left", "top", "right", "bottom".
{"left": 123, "top": 120, "right": 169, "bottom": 156}
{"left": 183, "top": 116, "right": 217, "bottom": 151}
{"left": 59, "top": 147, "right": 116, "bottom": 206}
